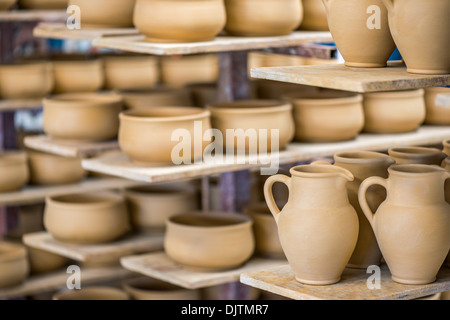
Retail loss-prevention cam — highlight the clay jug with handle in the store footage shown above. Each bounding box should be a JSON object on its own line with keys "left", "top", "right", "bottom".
{"left": 359, "top": 164, "right": 450, "bottom": 285}
{"left": 264, "top": 164, "right": 359, "bottom": 285}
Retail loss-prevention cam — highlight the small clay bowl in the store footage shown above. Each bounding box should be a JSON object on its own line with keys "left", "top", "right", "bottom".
{"left": 0, "top": 151, "right": 29, "bottom": 193}
{"left": 53, "top": 286, "right": 130, "bottom": 300}
{"left": 119, "top": 87, "right": 194, "bottom": 110}
{"left": 388, "top": 147, "right": 447, "bottom": 166}
{"left": 425, "top": 87, "right": 450, "bottom": 125}
{"left": 27, "top": 246, "right": 70, "bottom": 275}
{"left": 0, "top": 242, "right": 29, "bottom": 288}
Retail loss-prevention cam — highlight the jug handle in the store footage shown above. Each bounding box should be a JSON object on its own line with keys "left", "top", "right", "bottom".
{"left": 358, "top": 176, "right": 388, "bottom": 229}
{"left": 264, "top": 174, "right": 291, "bottom": 225}
{"left": 381, "top": 0, "right": 394, "bottom": 11}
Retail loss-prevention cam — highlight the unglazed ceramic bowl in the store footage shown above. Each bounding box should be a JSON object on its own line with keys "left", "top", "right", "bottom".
{"left": 388, "top": 147, "right": 447, "bottom": 165}
{"left": 165, "top": 212, "right": 255, "bottom": 271}
{"left": 133, "top": 0, "right": 226, "bottom": 42}
{"left": 27, "top": 246, "right": 69, "bottom": 275}
{"left": 119, "top": 87, "right": 194, "bottom": 109}
{"left": 424, "top": 87, "right": 450, "bottom": 125}
{"left": 53, "top": 286, "right": 129, "bottom": 300}
{"left": 362, "top": 89, "right": 426, "bottom": 133}
{"left": 299, "top": 0, "right": 329, "bottom": 31}
{"left": 0, "top": 0, "right": 16, "bottom": 10}
{"left": 43, "top": 92, "right": 123, "bottom": 142}
{"left": 44, "top": 191, "right": 131, "bottom": 244}
{"left": 224, "top": 0, "right": 302, "bottom": 36}
{"left": 0, "top": 151, "right": 29, "bottom": 193}
{"left": 0, "top": 242, "right": 29, "bottom": 288}
{"left": 118, "top": 107, "right": 211, "bottom": 165}
{"left": 123, "top": 276, "right": 200, "bottom": 300}
{"left": 18, "top": 0, "right": 67, "bottom": 9}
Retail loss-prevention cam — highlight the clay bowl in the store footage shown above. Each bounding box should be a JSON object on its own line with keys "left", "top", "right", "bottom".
{"left": 43, "top": 92, "right": 123, "bottom": 142}
{"left": 224, "top": 0, "right": 302, "bottom": 36}
{"left": 388, "top": 146, "right": 447, "bottom": 166}
{"left": 283, "top": 90, "right": 364, "bottom": 142}
{"left": 424, "top": 87, "right": 450, "bottom": 125}
{"left": 0, "top": 62, "right": 53, "bottom": 99}
{"left": 160, "top": 54, "right": 219, "bottom": 88}
{"left": 362, "top": 89, "right": 426, "bottom": 133}
{"left": 164, "top": 212, "right": 255, "bottom": 271}
{"left": 27, "top": 246, "right": 70, "bottom": 275}
{"left": 299, "top": 0, "right": 329, "bottom": 31}
{"left": 0, "top": 242, "right": 29, "bottom": 288}
{"left": 44, "top": 191, "right": 131, "bottom": 244}
{"left": 27, "top": 150, "right": 87, "bottom": 185}
{"left": 53, "top": 286, "right": 129, "bottom": 300}
{"left": 123, "top": 276, "right": 200, "bottom": 300}
{"left": 207, "top": 100, "right": 295, "bottom": 153}
{"left": 119, "top": 87, "right": 194, "bottom": 110}
{"left": 0, "top": 151, "right": 29, "bottom": 193}
{"left": 18, "top": 0, "right": 67, "bottom": 9}
{"left": 444, "top": 140, "right": 450, "bottom": 156}
{"left": 0, "top": 0, "right": 16, "bottom": 10}
{"left": 102, "top": 55, "right": 160, "bottom": 90}
{"left": 133, "top": 0, "right": 226, "bottom": 43}
{"left": 68, "top": 0, "right": 135, "bottom": 28}
{"left": 118, "top": 107, "right": 211, "bottom": 165}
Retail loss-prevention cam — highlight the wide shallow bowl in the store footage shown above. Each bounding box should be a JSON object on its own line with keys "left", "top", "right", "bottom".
{"left": 424, "top": 87, "right": 450, "bottom": 125}
{"left": 18, "top": 0, "right": 67, "bottom": 9}
{"left": 119, "top": 87, "right": 194, "bottom": 110}
{"left": 0, "top": 242, "right": 29, "bottom": 288}
{"left": 0, "top": 151, "right": 29, "bottom": 193}
{"left": 123, "top": 276, "right": 200, "bottom": 300}
{"left": 27, "top": 246, "right": 70, "bottom": 275}
{"left": 53, "top": 286, "right": 130, "bottom": 300}
{"left": 388, "top": 146, "right": 447, "bottom": 166}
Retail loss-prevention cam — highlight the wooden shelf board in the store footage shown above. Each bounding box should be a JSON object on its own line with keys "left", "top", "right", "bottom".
{"left": 240, "top": 264, "right": 450, "bottom": 300}
{"left": 24, "top": 135, "right": 120, "bottom": 158}
{"left": 81, "top": 126, "right": 450, "bottom": 184}
{"left": 0, "top": 10, "right": 67, "bottom": 22}
{"left": 120, "top": 252, "right": 286, "bottom": 290}
{"left": 0, "top": 99, "right": 42, "bottom": 112}
{"left": 23, "top": 231, "right": 164, "bottom": 264}
{"left": 250, "top": 62, "right": 450, "bottom": 93}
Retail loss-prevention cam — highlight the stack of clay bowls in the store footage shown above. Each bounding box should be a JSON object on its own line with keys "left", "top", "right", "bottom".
{"left": 0, "top": 151, "right": 29, "bottom": 192}
{"left": 123, "top": 276, "right": 200, "bottom": 300}
{"left": 18, "top": 0, "right": 67, "bottom": 9}
{"left": 424, "top": 87, "right": 450, "bottom": 125}
{"left": 0, "top": 242, "right": 29, "bottom": 288}
{"left": 119, "top": 87, "right": 194, "bottom": 109}
{"left": 53, "top": 286, "right": 130, "bottom": 300}
{"left": 0, "top": 0, "right": 16, "bottom": 10}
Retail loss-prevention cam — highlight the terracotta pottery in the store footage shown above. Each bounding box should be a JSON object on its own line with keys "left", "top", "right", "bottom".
{"left": 27, "top": 246, "right": 69, "bottom": 275}
{"left": 119, "top": 87, "right": 194, "bottom": 110}
{"left": 362, "top": 89, "right": 426, "bottom": 133}
{"left": 224, "top": 0, "right": 302, "bottom": 36}
{"left": 123, "top": 276, "right": 200, "bottom": 300}
{"left": 0, "top": 62, "right": 53, "bottom": 99}
{"left": 164, "top": 212, "right": 255, "bottom": 271}
{"left": 0, "top": 242, "right": 29, "bottom": 288}
{"left": 243, "top": 202, "right": 285, "bottom": 259}
{"left": 382, "top": 0, "right": 450, "bottom": 74}
{"left": 123, "top": 184, "right": 200, "bottom": 232}
{"left": 359, "top": 164, "right": 450, "bottom": 284}
{"left": 300, "top": 0, "right": 329, "bottom": 31}
{"left": 43, "top": 92, "right": 123, "bottom": 142}
{"left": 443, "top": 157, "right": 450, "bottom": 205}
{"left": 53, "top": 286, "right": 129, "bottom": 300}
{"left": 44, "top": 191, "right": 131, "bottom": 244}
{"left": 283, "top": 90, "right": 364, "bottom": 142}
{"left": 264, "top": 164, "right": 359, "bottom": 285}
{"left": 102, "top": 55, "right": 160, "bottom": 90}
{"left": 202, "top": 283, "right": 261, "bottom": 300}
{"left": 134, "top": 0, "right": 226, "bottom": 42}
{"left": 388, "top": 146, "right": 447, "bottom": 165}
{"left": 0, "top": 151, "right": 29, "bottom": 193}
{"left": 68, "top": 0, "right": 135, "bottom": 28}
{"left": 6, "top": 204, "right": 44, "bottom": 239}
{"left": 444, "top": 140, "right": 450, "bottom": 156}
{"left": 256, "top": 80, "right": 320, "bottom": 100}
{"left": 27, "top": 150, "right": 86, "bottom": 185}
{"left": 424, "top": 87, "right": 450, "bottom": 125}
{"left": 0, "top": 0, "right": 16, "bottom": 10}
{"left": 18, "top": 0, "right": 67, "bottom": 9}
{"left": 322, "top": 0, "right": 395, "bottom": 67}
{"left": 207, "top": 100, "right": 295, "bottom": 153}
{"left": 118, "top": 107, "right": 211, "bottom": 165}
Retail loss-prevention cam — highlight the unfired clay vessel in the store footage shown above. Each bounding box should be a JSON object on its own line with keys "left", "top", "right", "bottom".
{"left": 0, "top": 242, "right": 29, "bottom": 288}
{"left": 322, "top": 0, "right": 395, "bottom": 67}
{"left": 264, "top": 164, "right": 359, "bottom": 285}
{"left": 53, "top": 286, "right": 129, "bottom": 300}
{"left": 300, "top": 0, "right": 329, "bottom": 31}
{"left": 123, "top": 276, "right": 200, "bottom": 300}
{"left": 444, "top": 140, "right": 450, "bottom": 156}
{"left": 362, "top": 89, "right": 426, "bottom": 133}
{"left": 224, "top": 0, "right": 302, "bottom": 36}
{"left": 388, "top": 147, "right": 447, "bottom": 166}
{"left": 27, "top": 246, "right": 69, "bottom": 275}
{"left": 0, "top": 0, "right": 16, "bottom": 10}
{"left": 120, "top": 87, "right": 194, "bottom": 110}
{"left": 424, "top": 87, "right": 450, "bottom": 125}
{"left": 187, "top": 83, "right": 220, "bottom": 108}
{"left": 164, "top": 212, "right": 255, "bottom": 271}
{"left": 443, "top": 157, "right": 450, "bottom": 205}
{"left": 359, "top": 164, "right": 450, "bottom": 284}
{"left": 133, "top": 0, "right": 226, "bottom": 42}
{"left": 382, "top": 0, "right": 450, "bottom": 74}
{"left": 0, "top": 151, "right": 29, "bottom": 193}
{"left": 18, "top": 0, "right": 67, "bottom": 9}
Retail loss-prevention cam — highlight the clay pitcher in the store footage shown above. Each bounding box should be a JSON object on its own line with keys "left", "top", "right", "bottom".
{"left": 264, "top": 164, "right": 359, "bottom": 285}
{"left": 334, "top": 151, "right": 395, "bottom": 269}
{"left": 359, "top": 164, "right": 450, "bottom": 284}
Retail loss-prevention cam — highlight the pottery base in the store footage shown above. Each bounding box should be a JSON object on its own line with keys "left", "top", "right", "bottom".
{"left": 391, "top": 275, "right": 436, "bottom": 285}
{"left": 294, "top": 276, "right": 341, "bottom": 286}
{"left": 143, "top": 36, "right": 217, "bottom": 43}
{"left": 407, "top": 68, "right": 450, "bottom": 75}
{"left": 345, "top": 61, "right": 387, "bottom": 68}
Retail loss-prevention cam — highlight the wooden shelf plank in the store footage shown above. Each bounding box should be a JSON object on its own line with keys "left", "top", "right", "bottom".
{"left": 24, "top": 135, "right": 120, "bottom": 158}
{"left": 0, "top": 99, "right": 42, "bottom": 112}
{"left": 23, "top": 231, "right": 164, "bottom": 264}
{"left": 0, "top": 10, "right": 66, "bottom": 22}
{"left": 120, "top": 252, "right": 286, "bottom": 290}
{"left": 240, "top": 264, "right": 450, "bottom": 300}
{"left": 81, "top": 126, "right": 450, "bottom": 184}
{"left": 250, "top": 62, "right": 450, "bottom": 93}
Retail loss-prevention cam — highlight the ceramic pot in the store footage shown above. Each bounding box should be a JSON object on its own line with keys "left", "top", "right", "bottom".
{"left": 68, "top": 0, "right": 135, "bottom": 28}
{"left": 119, "top": 87, "right": 194, "bottom": 109}
{"left": 133, "top": 0, "right": 226, "bottom": 42}
{"left": 300, "top": 0, "right": 328, "bottom": 31}
{"left": 43, "top": 92, "right": 123, "bottom": 142}
{"left": 123, "top": 276, "right": 200, "bottom": 300}
{"left": 123, "top": 184, "right": 200, "bottom": 232}
{"left": 18, "top": 0, "right": 67, "bottom": 9}
{"left": 53, "top": 286, "right": 129, "bottom": 300}
{"left": 363, "top": 89, "right": 426, "bottom": 133}
{"left": 44, "top": 191, "right": 131, "bottom": 244}
{"left": 444, "top": 140, "right": 450, "bottom": 156}
{"left": 27, "top": 246, "right": 69, "bottom": 275}
{"left": 0, "top": 242, "right": 29, "bottom": 288}
{"left": 224, "top": 0, "right": 302, "bottom": 36}
{"left": 359, "top": 164, "right": 450, "bottom": 284}
{"left": 165, "top": 212, "right": 255, "bottom": 271}
{"left": 0, "top": 0, "right": 16, "bottom": 10}
{"left": 424, "top": 87, "right": 450, "bottom": 125}
{"left": 207, "top": 100, "right": 295, "bottom": 153}
{"left": 264, "top": 164, "right": 359, "bottom": 285}
{"left": 0, "top": 151, "right": 29, "bottom": 193}
{"left": 382, "top": 0, "right": 450, "bottom": 74}
{"left": 118, "top": 107, "right": 211, "bottom": 165}
{"left": 27, "top": 150, "right": 86, "bottom": 185}
{"left": 0, "top": 62, "right": 53, "bottom": 99}
{"left": 283, "top": 90, "right": 364, "bottom": 142}
{"left": 388, "top": 147, "right": 447, "bottom": 166}
{"left": 5, "top": 204, "right": 44, "bottom": 239}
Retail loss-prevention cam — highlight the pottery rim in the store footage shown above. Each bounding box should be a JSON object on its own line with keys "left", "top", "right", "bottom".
{"left": 207, "top": 100, "right": 292, "bottom": 114}
{"left": 53, "top": 286, "right": 129, "bottom": 300}
{"left": 388, "top": 163, "right": 448, "bottom": 176}
{"left": 0, "top": 242, "right": 28, "bottom": 262}
{"left": 0, "top": 151, "right": 28, "bottom": 166}
{"left": 166, "top": 211, "right": 252, "bottom": 231}
{"left": 283, "top": 90, "right": 363, "bottom": 105}
{"left": 289, "top": 164, "right": 354, "bottom": 181}
{"left": 119, "top": 106, "right": 210, "bottom": 123}
{"left": 388, "top": 146, "right": 446, "bottom": 160}
{"left": 0, "top": 61, "right": 52, "bottom": 73}
{"left": 43, "top": 92, "right": 123, "bottom": 106}
{"left": 46, "top": 191, "right": 125, "bottom": 209}
{"left": 334, "top": 151, "right": 396, "bottom": 165}
{"left": 363, "top": 89, "right": 424, "bottom": 99}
